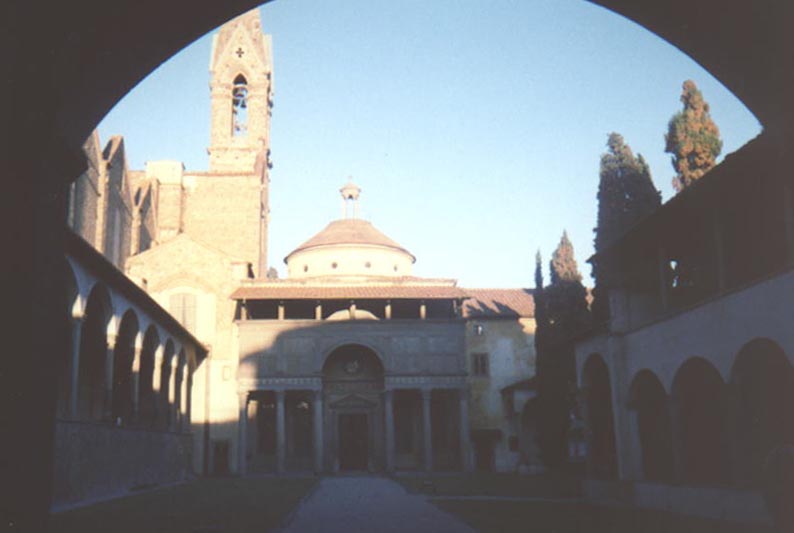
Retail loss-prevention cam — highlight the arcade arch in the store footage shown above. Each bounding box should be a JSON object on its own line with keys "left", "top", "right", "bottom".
{"left": 77, "top": 283, "right": 113, "bottom": 421}
{"left": 671, "top": 356, "right": 730, "bottom": 485}
{"left": 730, "top": 338, "right": 794, "bottom": 487}
{"left": 629, "top": 370, "right": 674, "bottom": 482}
{"left": 582, "top": 354, "right": 617, "bottom": 479}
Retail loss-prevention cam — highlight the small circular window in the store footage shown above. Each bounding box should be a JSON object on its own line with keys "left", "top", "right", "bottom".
{"left": 332, "top": 262, "right": 338, "bottom": 269}
{"left": 303, "top": 265, "right": 308, "bottom": 272}
{"left": 393, "top": 265, "right": 398, "bottom": 272}
{"left": 365, "top": 261, "right": 371, "bottom": 268}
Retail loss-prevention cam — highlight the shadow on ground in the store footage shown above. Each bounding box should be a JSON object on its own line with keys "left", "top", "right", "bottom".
{"left": 49, "top": 476, "right": 317, "bottom": 533}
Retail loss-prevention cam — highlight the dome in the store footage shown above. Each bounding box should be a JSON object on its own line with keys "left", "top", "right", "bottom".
{"left": 284, "top": 219, "right": 416, "bottom": 279}
{"left": 286, "top": 219, "right": 413, "bottom": 260}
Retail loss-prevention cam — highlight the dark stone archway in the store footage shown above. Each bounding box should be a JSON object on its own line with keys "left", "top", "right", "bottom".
{"left": 5, "top": 1, "right": 791, "bottom": 527}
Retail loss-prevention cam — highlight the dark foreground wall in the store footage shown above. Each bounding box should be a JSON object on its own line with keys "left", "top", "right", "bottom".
{"left": 51, "top": 421, "right": 193, "bottom": 508}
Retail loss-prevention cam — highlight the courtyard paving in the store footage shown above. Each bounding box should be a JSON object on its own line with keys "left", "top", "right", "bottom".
{"left": 276, "top": 476, "right": 476, "bottom": 533}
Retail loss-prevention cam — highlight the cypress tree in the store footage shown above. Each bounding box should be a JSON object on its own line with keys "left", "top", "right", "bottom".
{"left": 592, "top": 133, "right": 661, "bottom": 323}
{"left": 535, "top": 233, "right": 590, "bottom": 469}
{"left": 666, "top": 80, "right": 723, "bottom": 193}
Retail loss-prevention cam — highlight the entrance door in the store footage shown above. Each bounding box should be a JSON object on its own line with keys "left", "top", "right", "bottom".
{"left": 338, "top": 413, "right": 369, "bottom": 470}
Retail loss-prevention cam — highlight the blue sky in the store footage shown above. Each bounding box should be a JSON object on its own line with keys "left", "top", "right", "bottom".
{"left": 99, "top": 0, "right": 761, "bottom": 288}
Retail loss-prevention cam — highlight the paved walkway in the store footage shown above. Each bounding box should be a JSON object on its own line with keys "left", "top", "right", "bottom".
{"left": 276, "top": 476, "right": 476, "bottom": 533}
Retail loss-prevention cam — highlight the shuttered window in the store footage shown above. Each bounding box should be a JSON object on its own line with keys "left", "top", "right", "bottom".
{"left": 169, "top": 293, "right": 197, "bottom": 334}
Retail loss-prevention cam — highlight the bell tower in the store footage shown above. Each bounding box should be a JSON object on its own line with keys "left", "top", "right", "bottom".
{"left": 208, "top": 8, "right": 273, "bottom": 173}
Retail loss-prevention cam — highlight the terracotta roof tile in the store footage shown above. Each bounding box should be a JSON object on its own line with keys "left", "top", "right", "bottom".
{"left": 461, "top": 288, "right": 535, "bottom": 318}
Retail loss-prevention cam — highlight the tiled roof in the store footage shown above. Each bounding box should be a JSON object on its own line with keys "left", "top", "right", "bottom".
{"left": 285, "top": 219, "right": 414, "bottom": 262}
{"left": 231, "top": 285, "right": 468, "bottom": 300}
{"left": 461, "top": 288, "right": 535, "bottom": 318}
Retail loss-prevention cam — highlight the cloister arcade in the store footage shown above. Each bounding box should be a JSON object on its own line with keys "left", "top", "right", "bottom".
{"left": 50, "top": 232, "right": 207, "bottom": 506}
{"left": 61, "top": 256, "right": 197, "bottom": 432}
{"left": 581, "top": 337, "right": 794, "bottom": 491}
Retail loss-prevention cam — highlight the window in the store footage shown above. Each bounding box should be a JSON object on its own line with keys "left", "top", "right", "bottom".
{"left": 170, "top": 292, "right": 197, "bottom": 333}
{"left": 231, "top": 74, "right": 248, "bottom": 137}
{"left": 331, "top": 262, "right": 338, "bottom": 269}
{"left": 473, "top": 323, "right": 484, "bottom": 336}
{"left": 472, "top": 353, "right": 489, "bottom": 377}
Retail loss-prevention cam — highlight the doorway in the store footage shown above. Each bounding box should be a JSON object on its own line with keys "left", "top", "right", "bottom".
{"left": 338, "top": 413, "right": 369, "bottom": 470}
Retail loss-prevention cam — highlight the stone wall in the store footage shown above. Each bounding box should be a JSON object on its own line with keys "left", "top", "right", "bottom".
{"left": 237, "top": 319, "right": 467, "bottom": 379}
{"left": 51, "top": 420, "right": 193, "bottom": 508}
{"left": 466, "top": 317, "right": 535, "bottom": 471}
{"left": 183, "top": 173, "right": 261, "bottom": 268}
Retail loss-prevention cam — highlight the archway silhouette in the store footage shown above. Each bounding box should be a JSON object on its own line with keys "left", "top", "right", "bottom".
{"left": 7, "top": 2, "right": 791, "bottom": 527}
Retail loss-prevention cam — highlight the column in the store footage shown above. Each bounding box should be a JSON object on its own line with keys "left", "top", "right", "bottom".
{"left": 419, "top": 302, "right": 426, "bottom": 320}
{"left": 385, "top": 300, "right": 392, "bottom": 320}
{"left": 238, "top": 393, "right": 248, "bottom": 476}
{"left": 185, "top": 372, "right": 193, "bottom": 429}
{"left": 68, "top": 315, "right": 83, "bottom": 418}
{"left": 278, "top": 302, "right": 285, "bottom": 320}
{"left": 349, "top": 300, "right": 357, "bottom": 320}
{"left": 179, "top": 364, "right": 189, "bottom": 431}
{"left": 169, "top": 358, "right": 178, "bottom": 430}
{"left": 313, "top": 390, "right": 324, "bottom": 474}
{"left": 315, "top": 301, "right": 322, "bottom": 320}
{"left": 131, "top": 341, "right": 142, "bottom": 423}
{"left": 104, "top": 333, "right": 116, "bottom": 421}
{"left": 421, "top": 388, "right": 433, "bottom": 472}
{"left": 384, "top": 389, "right": 395, "bottom": 473}
{"left": 276, "top": 390, "right": 286, "bottom": 473}
{"left": 458, "top": 389, "right": 473, "bottom": 472}
{"left": 152, "top": 345, "right": 164, "bottom": 424}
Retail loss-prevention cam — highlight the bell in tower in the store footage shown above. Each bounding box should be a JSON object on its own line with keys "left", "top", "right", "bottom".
{"left": 207, "top": 8, "right": 273, "bottom": 173}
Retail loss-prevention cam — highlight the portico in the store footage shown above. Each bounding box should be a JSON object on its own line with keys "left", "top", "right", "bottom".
{"left": 236, "top": 352, "right": 473, "bottom": 475}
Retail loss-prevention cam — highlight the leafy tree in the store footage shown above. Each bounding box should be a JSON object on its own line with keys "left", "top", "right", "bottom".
{"left": 592, "top": 133, "right": 661, "bottom": 323}
{"left": 534, "top": 232, "right": 590, "bottom": 469}
{"left": 665, "top": 80, "right": 722, "bottom": 192}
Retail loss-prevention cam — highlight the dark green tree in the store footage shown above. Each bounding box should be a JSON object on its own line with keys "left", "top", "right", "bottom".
{"left": 665, "top": 80, "right": 723, "bottom": 193}
{"left": 592, "top": 133, "right": 661, "bottom": 323}
{"left": 534, "top": 232, "right": 590, "bottom": 469}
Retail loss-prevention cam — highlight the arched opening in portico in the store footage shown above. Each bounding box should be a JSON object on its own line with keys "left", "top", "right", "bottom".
{"left": 731, "top": 338, "right": 794, "bottom": 487}
{"left": 672, "top": 356, "right": 730, "bottom": 485}
{"left": 138, "top": 326, "right": 159, "bottom": 427}
{"left": 582, "top": 354, "right": 617, "bottom": 479}
{"left": 112, "top": 309, "right": 139, "bottom": 425}
{"left": 76, "top": 284, "right": 112, "bottom": 421}
{"left": 159, "top": 339, "right": 175, "bottom": 430}
{"left": 629, "top": 370, "right": 674, "bottom": 483}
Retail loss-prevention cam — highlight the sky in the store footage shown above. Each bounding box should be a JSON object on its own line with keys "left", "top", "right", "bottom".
{"left": 98, "top": 0, "right": 761, "bottom": 288}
